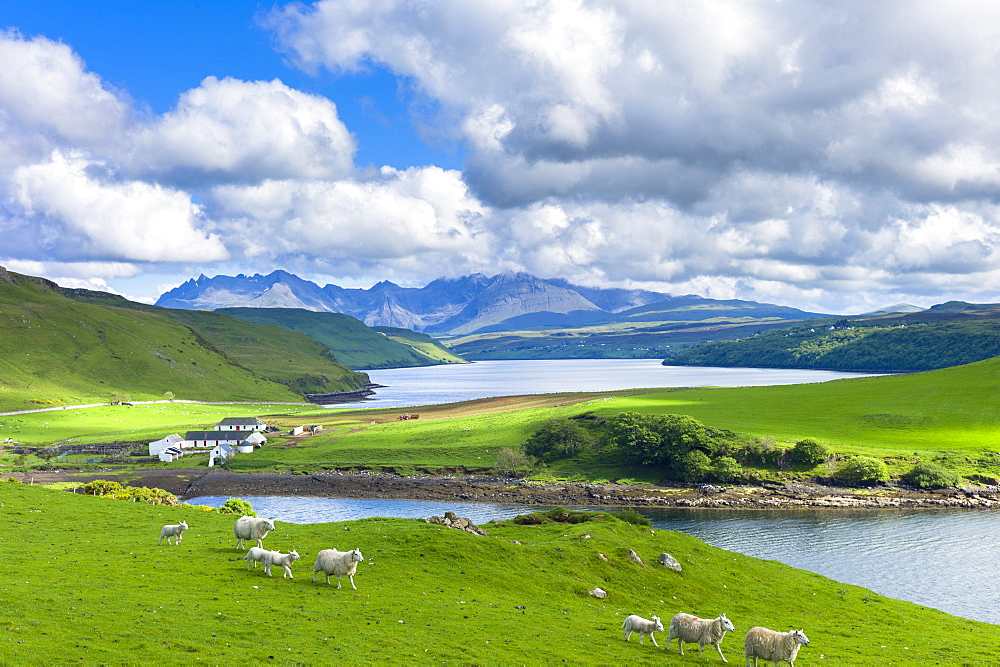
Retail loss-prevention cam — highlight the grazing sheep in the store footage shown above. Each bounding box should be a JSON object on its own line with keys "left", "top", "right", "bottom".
{"left": 622, "top": 614, "right": 664, "bottom": 646}
{"left": 312, "top": 548, "right": 364, "bottom": 589}
{"left": 158, "top": 521, "right": 188, "bottom": 546}
{"left": 667, "top": 613, "right": 736, "bottom": 662}
{"left": 265, "top": 550, "right": 301, "bottom": 578}
{"left": 242, "top": 546, "right": 271, "bottom": 571}
{"left": 234, "top": 516, "right": 275, "bottom": 550}
{"left": 744, "top": 627, "right": 809, "bottom": 667}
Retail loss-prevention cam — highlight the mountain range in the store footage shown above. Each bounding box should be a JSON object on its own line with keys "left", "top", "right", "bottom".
{"left": 156, "top": 270, "right": 828, "bottom": 337}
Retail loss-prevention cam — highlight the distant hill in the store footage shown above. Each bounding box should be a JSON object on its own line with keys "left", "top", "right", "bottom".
{"left": 665, "top": 305, "right": 1000, "bottom": 372}
{"left": 0, "top": 267, "right": 370, "bottom": 412}
{"left": 156, "top": 271, "right": 827, "bottom": 356}
{"left": 216, "top": 308, "right": 466, "bottom": 369}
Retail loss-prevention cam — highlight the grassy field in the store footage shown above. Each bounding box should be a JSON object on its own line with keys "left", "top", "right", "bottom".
{"left": 2, "top": 481, "right": 995, "bottom": 664}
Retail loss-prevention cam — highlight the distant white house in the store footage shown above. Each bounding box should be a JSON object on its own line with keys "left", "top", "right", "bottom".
{"left": 149, "top": 434, "right": 184, "bottom": 457}
{"left": 208, "top": 442, "right": 235, "bottom": 467}
{"left": 184, "top": 430, "right": 245, "bottom": 448}
{"left": 214, "top": 417, "right": 267, "bottom": 432}
{"left": 158, "top": 446, "right": 184, "bottom": 463}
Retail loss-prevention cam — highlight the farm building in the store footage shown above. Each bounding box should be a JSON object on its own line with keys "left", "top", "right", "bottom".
{"left": 208, "top": 442, "right": 235, "bottom": 467}
{"left": 158, "top": 447, "right": 184, "bottom": 463}
{"left": 184, "top": 431, "right": 245, "bottom": 448}
{"left": 149, "top": 434, "right": 184, "bottom": 457}
{"left": 214, "top": 417, "right": 267, "bottom": 432}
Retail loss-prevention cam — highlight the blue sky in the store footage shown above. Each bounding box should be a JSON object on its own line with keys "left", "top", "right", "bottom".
{"left": 3, "top": 1, "right": 1000, "bottom": 314}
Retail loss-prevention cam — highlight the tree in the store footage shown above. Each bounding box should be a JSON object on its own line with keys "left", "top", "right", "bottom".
{"left": 790, "top": 438, "right": 829, "bottom": 467}
{"left": 710, "top": 455, "right": 744, "bottom": 483}
{"left": 164, "top": 391, "right": 175, "bottom": 402}
{"left": 834, "top": 456, "right": 889, "bottom": 486}
{"left": 676, "top": 450, "right": 713, "bottom": 482}
{"left": 494, "top": 447, "right": 535, "bottom": 477}
{"left": 522, "top": 419, "right": 593, "bottom": 463}
{"left": 605, "top": 412, "right": 663, "bottom": 465}
{"left": 607, "top": 412, "right": 716, "bottom": 468}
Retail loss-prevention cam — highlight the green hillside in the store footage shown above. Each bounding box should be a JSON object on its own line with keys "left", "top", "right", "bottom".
{"left": 373, "top": 326, "right": 466, "bottom": 365}
{"left": 666, "top": 315, "right": 1000, "bottom": 372}
{"left": 0, "top": 270, "right": 307, "bottom": 411}
{"left": 4, "top": 482, "right": 994, "bottom": 664}
{"left": 217, "top": 308, "right": 464, "bottom": 369}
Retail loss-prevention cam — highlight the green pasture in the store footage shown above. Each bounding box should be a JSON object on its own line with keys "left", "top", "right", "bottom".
{"left": 0, "top": 402, "right": 328, "bottom": 447}
{"left": 1, "top": 482, "right": 994, "bottom": 664}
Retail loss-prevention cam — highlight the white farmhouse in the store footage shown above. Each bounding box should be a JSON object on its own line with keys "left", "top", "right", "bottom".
{"left": 214, "top": 417, "right": 267, "bottom": 432}
{"left": 149, "top": 434, "right": 184, "bottom": 457}
{"left": 208, "top": 442, "right": 235, "bottom": 467}
{"left": 184, "top": 430, "right": 244, "bottom": 448}
{"left": 158, "top": 446, "right": 184, "bottom": 463}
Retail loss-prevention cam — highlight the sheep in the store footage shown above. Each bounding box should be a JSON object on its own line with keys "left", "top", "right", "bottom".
{"left": 158, "top": 520, "right": 188, "bottom": 545}
{"left": 622, "top": 614, "right": 664, "bottom": 647}
{"left": 312, "top": 548, "right": 364, "bottom": 589}
{"left": 242, "top": 546, "right": 271, "bottom": 571}
{"left": 264, "top": 550, "right": 300, "bottom": 578}
{"left": 667, "top": 612, "right": 736, "bottom": 662}
{"left": 743, "top": 627, "right": 809, "bottom": 667}
{"left": 234, "top": 516, "right": 275, "bottom": 550}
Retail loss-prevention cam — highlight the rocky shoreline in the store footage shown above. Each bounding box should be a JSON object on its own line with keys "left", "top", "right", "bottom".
{"left": 20, "top": 468, "right": 1000, "bottom": 509}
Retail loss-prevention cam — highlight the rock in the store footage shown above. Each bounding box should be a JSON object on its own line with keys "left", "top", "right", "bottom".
{"left": 425, "top": 514, "right": 487, "bottom": 535}
{"left": 658, "top": 553, "right": 682, "bottom": 571}
{"left": 628, "top": 549, "right": 643, "bottom": 564}
{"left": 597, "top": 552, "right": 608, "bottom": 561}
{"left": 589, "top": 587, "right": 608, "bottom": 599}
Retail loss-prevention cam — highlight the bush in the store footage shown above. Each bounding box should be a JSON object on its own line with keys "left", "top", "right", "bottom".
{"left": 902, "top": 461, "right": 962, "bottom": 489}
{"left": 710, "top": 455, "right": 744, "bottom": 483}
{"left": 82, "top": 479, "right": 126, "bottom": 497}
{"left": 512, "top": 507, "right": 595, "bottom": 525}
{"left": 834, "top": 456, "right": 889, "bottom": 486}
{"left": 790, "top": 438, "right": 830, "bottom": 467}
{"left": 523, "top": 419, "right": 593, "bottom": 463}
{"left": 611, "top": 508, "right": 652, "bottom": 527}
{"left": 218, "top": 498, "right": 257, "bottom": 517}
{"left": 494, "top": 447, "right": 535, "bottom": 477}
{"left": 676, "top": 450, "right": 712, "bottom": 482}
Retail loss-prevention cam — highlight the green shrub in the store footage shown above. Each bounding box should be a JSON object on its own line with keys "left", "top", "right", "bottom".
{"left": 611, "top": 508, "right": 652, "bottom": 527}
{"left": 218, "top": 498, "right": 257, "bottom": 517}
{"left": 676, "top": 450, "right": 712, "bottom": 482}
{"left": 790, "top": 438, "right": 830, "bottom": 467}
{"left": 82, "top": 479, "right": 126, "bottom": 496}
{"left": 523, "top": 419, "right": 593, "bottom": 462}
{"left": 710, "top": 455, "right": 744, "bottom": 483}
{"left": 902, "top": 461, "right": 962, "bottom": 489}
{"left": 834, "top": 456, "right": 889, "bottom": 486}
{"left": 512, "top": 507, "right": 595, "bottom": 525}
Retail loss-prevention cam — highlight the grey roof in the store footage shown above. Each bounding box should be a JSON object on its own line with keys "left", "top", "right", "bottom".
{"left": 185, "top": 431, "right": 243, "bottom": 441}
{"left": 216, "top": 417, "right": 265, "bottom": 427}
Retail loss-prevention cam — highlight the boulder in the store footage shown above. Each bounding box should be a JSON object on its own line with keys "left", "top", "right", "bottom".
{"left": 658, "top": 552, "right": 682, "bottom": 571}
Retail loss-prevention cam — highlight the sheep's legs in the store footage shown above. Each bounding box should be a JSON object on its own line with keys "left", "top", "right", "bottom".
{"left": 649, "top": 634, "right": 658, "bottom": 647}
{"left": 713, "top": 643, "right": 728, "bottom": 662}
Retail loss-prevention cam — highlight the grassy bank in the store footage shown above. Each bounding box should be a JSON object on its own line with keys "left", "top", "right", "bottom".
{"left": 2, "top": 482, "right": 994, "bottom": 664}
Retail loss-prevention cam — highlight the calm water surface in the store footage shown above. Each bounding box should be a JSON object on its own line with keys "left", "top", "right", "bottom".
{"left": 190, "top": 495, "right": 999, "bottom": 625}
{"left": 348, "top": 359, "right": 878, "bottom": 409}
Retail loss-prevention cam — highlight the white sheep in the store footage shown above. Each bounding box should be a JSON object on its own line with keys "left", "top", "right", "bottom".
{"left": 744, "top": 627, "right": 809, "bottom": 667}
{"left": 158, "top": 520, "right": 188, "bottom": 546}
{"left": 242, "top": 546, "right": 271, "bottom": 571}
{"left": 312, "top": 548, "right": 364, "bottom": 589}
{"left": 667, "top": 612, "right": 736, "bottom": 662}
{"left": 265, "top": 550, "right": 300, "bottom": 578}
{"left": 234, "top": 516, "right": 275, "bottom": 550}
{"left": 622, "top": 614, "right": 664, "bottom": 646}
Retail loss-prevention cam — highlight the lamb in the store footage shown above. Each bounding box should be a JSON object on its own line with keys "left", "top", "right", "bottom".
{"left": 234, "top": 516, "right": 275, "bottom": 550}
{"left": 158, "top": 520, "right": 188, "bottom": 545}
{"left": 622, "top": 614, "right": 664, "bottom": 647}
{"left": 242, "top": 546, "right": 271, "bottom": 571}
{"left": 265, "top": 549, "right": 300, "bottom": 578}
{"left": 666, "top": 612, "right": 736, "bottom": 662}
{"left": 743, "top": 627, "right": 809, "bottom": 667}
{"left": 312, "top": 548, "right": 364, "bottom": 589}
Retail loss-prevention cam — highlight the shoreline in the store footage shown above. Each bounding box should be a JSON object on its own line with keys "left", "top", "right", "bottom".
{"left": 19, "top": 468, "right": 1000, "bottom": 509}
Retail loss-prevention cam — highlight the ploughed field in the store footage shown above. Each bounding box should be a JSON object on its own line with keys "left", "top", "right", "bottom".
{"left": 2, "top": 482, "right": 996, "bottom": 664}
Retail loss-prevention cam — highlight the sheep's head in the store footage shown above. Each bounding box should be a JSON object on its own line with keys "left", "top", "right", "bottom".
{"left": 352, "top": 548, "right": 365, "bottom": 562}
{"left": 791, "top": 630, "right": 809, "bottom": 645}
{"left": 264, "top": 519, "right": 275, "bottom": 530}
{"left": 288, "top": 550, "right": 300, "bottom": 563}
{"left": 179, "top": 521, "right": 188, "bottom": 530}
{"left": 719, "top": 614, "right": 735, "bottom": 632}
{"left": 652, "top": 616, "right": 664, "bottom": 632}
